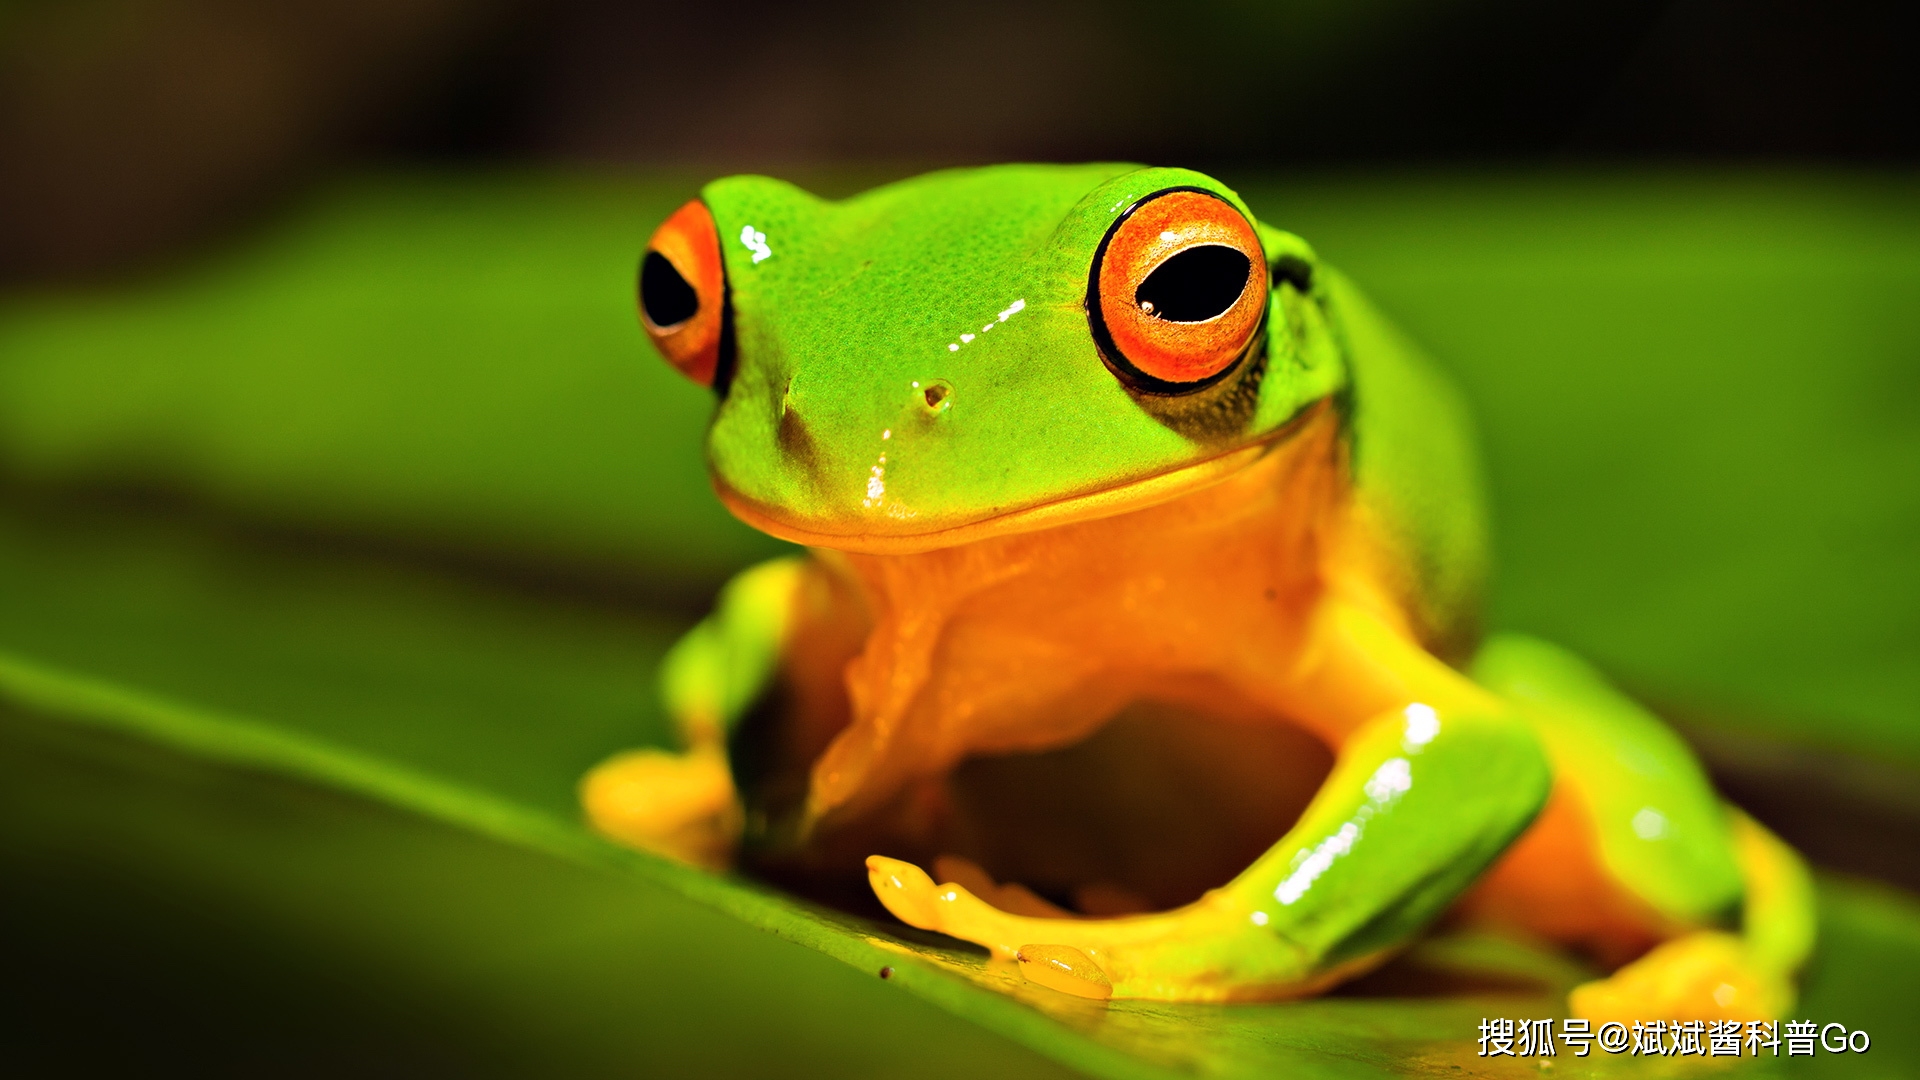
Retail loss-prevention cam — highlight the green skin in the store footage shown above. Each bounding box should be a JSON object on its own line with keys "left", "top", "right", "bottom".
{"left": 639, "top": 165, "right": 1812, "bottom": 999}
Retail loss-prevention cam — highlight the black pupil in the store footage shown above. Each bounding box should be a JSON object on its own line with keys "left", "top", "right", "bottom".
{"left": 1134, "top": 245, "right": 1250, "bottom": 323}
{"left": 640, "top": 250, "right": 700, "bottom": 328}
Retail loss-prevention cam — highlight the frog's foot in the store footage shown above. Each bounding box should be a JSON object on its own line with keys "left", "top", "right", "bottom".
{"left": 1570, "top": 931, "right": 1793, "bottom": 1022}
{"left": 582, "top": 745, "right": 741, "bottom": 870}
{"left": 867, "top": 855, "right": 1325, "bottom": 1001}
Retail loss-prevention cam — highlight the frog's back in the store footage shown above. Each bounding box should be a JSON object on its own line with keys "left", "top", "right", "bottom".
{"left": 1322, "top": 268, "right": 1490, "bottom": 661}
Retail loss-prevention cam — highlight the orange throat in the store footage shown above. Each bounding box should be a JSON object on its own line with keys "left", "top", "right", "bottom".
{"left": 787, "top": 403, "right": 1393, "bottom": 838}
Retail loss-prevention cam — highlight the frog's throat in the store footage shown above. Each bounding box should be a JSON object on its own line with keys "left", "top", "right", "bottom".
{"left": 714, "top": 403, "right": 1325, "bottom": 556}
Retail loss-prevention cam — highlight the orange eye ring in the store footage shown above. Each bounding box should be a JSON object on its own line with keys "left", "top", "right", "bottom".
{"left": 639, "top": 199, "right": 728, "bottom": 388}
{"left": 1087, "top": 188, "right": 1268, "bottom": 393}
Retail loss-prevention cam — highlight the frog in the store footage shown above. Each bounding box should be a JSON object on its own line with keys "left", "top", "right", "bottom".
{"left": 581, "top": 164, "right": 1814, "bottom": 1013}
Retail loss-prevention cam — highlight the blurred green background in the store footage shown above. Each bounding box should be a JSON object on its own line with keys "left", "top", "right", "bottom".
{"left": 0, "top": 2, "right": 1915, "bottom": 1077}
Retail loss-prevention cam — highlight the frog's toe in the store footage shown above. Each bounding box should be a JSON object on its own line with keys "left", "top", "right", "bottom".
{"left": 1015, "top": 944, "right": 1114, "bottom": 1000}
{"left": 866, "top": 854, "right": 1319, "bottom": 1000}
{"left": 868, "top": 855, "right": 1032, "bottom": 957}
{"left": 582, "top": 746, "right": 741, "bottom": 870}
{"left": 930, "top": 855, "right": 1077, "bottom": 918}
{"left": 866, "top": 856, "right": 1121, "bottom": 995}
{"left": 1570, "top": 931, "right": 1793, "bottom": 1021}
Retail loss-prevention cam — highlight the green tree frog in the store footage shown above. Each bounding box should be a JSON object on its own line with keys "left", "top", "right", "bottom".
{"left": 582, "top": 165, "right": 1813, "bottom": 1015}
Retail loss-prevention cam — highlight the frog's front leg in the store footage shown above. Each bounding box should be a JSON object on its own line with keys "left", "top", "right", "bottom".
{"left": 870, "top": 602, "right": 1552, "bottom": 1001}
{"left": 581, "top": 556, "right": 807, "bottom": 869}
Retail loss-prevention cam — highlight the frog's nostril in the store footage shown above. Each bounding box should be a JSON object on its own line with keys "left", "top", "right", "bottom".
{"left": 918, "top": 379, "right": 953, "bottom": 413}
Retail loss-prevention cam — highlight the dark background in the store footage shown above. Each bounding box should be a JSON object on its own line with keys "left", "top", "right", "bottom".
{"left": 0, "top": 0, "right": 1912, "bottom": 283}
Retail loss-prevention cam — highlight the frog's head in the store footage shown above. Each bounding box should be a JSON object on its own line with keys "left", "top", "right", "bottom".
{"left": 637, "top": 165, "right": 1344, "bottom": 553}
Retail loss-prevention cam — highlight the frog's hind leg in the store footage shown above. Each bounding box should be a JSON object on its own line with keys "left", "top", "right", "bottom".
{"left": 581, "top": 557, "right": 809, "bottom": 869}
{"left": 1465, "top": 634, "right": 1815, "bottom": 1020}
{"left": 1566, "top": 812, "right": 1813, "bottom": 1022}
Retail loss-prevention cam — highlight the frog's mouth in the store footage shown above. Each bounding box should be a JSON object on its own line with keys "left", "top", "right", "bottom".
{"left": 714, "top": 412, "right": 1310, "bottom": 555}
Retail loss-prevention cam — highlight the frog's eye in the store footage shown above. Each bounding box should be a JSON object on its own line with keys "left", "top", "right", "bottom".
{"left": 640, "top": 199, "right": 728, "bottom": 387}
{"left": 1088, "top": 189, "right": 1268, "bottom": 393}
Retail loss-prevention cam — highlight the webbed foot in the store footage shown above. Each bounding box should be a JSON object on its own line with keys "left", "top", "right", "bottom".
{"left": 582, "top": 746, "right": 741, "bottom": 870}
